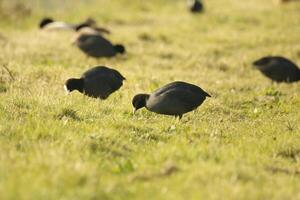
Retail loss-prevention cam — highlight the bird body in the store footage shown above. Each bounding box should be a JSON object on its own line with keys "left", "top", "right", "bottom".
{"left": 65, "top": 66, "right": 125, "bottom": 99}
{"left": 82, "top": 66, "right": 125, "bottom": 98}
{"left": 253, "top": 56, "right": 300, "bottom": 83}
{"left": 132, "top": 81, "right": 210, "bottom": 119}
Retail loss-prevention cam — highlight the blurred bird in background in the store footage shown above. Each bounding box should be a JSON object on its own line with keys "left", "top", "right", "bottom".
{"left": 187, "top": 0, "right": 204, "bottom": 13}
{"left": 253, "top": 56, "right": 300, "bottom": 83}
{"left": 73, "top": 29, "right": 125, "bottom": 58}
{"left": 39, "top": 17, "right": 110, "bottom": 34}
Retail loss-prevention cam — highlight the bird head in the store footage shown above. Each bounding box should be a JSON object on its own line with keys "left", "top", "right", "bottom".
{"left": 39, "top": 17, "right": 54, "bottom": 29}
{"left": 64, "top": 78, "right": 84, "bottom": 93}
{"left": 132, "top": 94, "right": 150, "bottom": 114}
{"left": 114, "top": 44, "right": 126, "bottom": 54}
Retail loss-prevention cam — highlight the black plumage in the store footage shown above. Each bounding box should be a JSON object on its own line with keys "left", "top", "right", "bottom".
{"left": 65, "top": 66, "right": 125, "bottom": 99}
{"left": 188, "top": 0, "right": 204, "bottom": 13}
{"left": 132, "top": 81, "right": 210, "bottom": 119}
{"left": 253, "top": 56, "right": 300, "bottom": 83}
{"left": 39, "top": 17, "right": 54, "bottom": 29}
{"left": 74, "top": 33, "right": 125, "bottom": 58}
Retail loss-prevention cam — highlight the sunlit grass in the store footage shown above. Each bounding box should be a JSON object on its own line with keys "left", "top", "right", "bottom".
{"left": 0, "top": 0, "right": 300, "bottom": 199}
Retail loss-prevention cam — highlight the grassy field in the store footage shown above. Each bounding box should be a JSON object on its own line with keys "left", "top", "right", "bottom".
{"left": 0, "top": 0, "right": 300, "bottom": 199}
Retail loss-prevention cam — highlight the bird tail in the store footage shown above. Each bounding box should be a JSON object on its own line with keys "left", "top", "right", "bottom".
{"left": 205, "top": 91, "right": 211, "bottom": 97}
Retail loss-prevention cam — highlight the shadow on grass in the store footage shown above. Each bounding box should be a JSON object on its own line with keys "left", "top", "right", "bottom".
{"left": 266, "top": 166, "right": 300, "bottom": 176}
{"left": 276, "top": 147, "right": 300, "bottom": 162}
{"left": 55, "top": 108, "right": 81, "bottom": 121}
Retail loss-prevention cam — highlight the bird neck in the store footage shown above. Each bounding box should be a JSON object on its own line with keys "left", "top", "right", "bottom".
{"left": 297, "top": 70, "right": 300, "bottom": 81}
{"left": 143, "top": 94, "right": 150, "bottom": 107}
{"left": 114, "top": 45, "right": 125, "bottom": 54}
{"left": 74, "top": 78, "right": 84, "bottom": 93}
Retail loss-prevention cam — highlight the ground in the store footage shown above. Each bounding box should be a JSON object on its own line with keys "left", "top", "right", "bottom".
{"left": 0, "top": 0, "right": 300, "bottom": 199}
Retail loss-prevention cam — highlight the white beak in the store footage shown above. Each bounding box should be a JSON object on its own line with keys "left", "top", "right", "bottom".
{"left": 133, "top": 108, "right": 137, "bottom": 115}
{"left": 64, "top": 85, "right": 70, "bottom": 95}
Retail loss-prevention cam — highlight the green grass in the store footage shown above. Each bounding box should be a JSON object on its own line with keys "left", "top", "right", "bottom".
{"left": 0, "top": 0, "right": 300, "bottom": 199}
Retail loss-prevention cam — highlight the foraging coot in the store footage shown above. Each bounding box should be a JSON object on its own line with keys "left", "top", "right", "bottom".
{"left": 132, "top": 81, "right": 210, "bottom": 119}
{"left": 74, "top": 33, "right": 125, "bottom": 58}
{"left": 65, "top": 66, "right": 126, "bottom": 99}
{"left": 253, "top": 56, "right": 300, "bottom": 83}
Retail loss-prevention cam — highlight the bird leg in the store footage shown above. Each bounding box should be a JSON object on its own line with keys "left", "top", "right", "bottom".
{"left": 175, "top": 115, "right": 183, "bottom": 120}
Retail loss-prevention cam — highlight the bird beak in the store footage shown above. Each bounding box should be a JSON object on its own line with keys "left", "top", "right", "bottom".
{"left": 133, "top": 108, "right": 137, "bottom": 115}
{"left": 64, "top": 85, "right": 70, "bottom": 95}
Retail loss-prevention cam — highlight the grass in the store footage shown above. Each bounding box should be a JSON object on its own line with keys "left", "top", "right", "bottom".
{"left": 0, "top": 0, "right": 300, "bottom": 199}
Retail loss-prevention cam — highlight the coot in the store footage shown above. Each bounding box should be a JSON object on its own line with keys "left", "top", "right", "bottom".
{"left": 253, "top": 56, "right": 300, "bottom": 83}
{"left": 74, "top": 33, "right": 125, "bottom": 58}
{"left": 65, "top": 66, "right": 126, "bottom": 99}
{"left": 132, "top": 81, "right": 210, "bottom": 119}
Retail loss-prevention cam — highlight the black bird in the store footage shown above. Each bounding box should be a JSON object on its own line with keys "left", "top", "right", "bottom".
{"left": 132, "top": 81, "right": 210, "bottom": 119}
{"left": 253, "top": 56, "right": 300, "bottom": 83}
{"left": 74, "top": 32, "right": 125, "bottom": 58}
{"left": 64, "top": 66, "right": 126, "bottom": 99}
{"left": 187, "top": 0, "right": 204, "bottom": 13}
